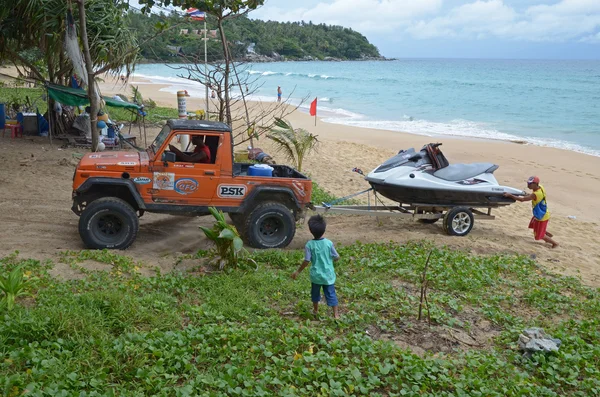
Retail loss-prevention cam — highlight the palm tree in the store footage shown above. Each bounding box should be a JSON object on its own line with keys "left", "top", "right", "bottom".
{"left": 0, "top": 0, "right": 138, "bottom": 85}
{"left": 0, "top": 0, "right": 139, "bottom": 145}
{"left": 267, "top": 118, "right": 319, "bottom": 172}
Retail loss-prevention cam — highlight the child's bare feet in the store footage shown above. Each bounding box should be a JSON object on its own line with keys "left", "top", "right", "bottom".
{"left": 551, "top": 242, "right": 559, "bottom": 249}
{"left": 332, "top": 306, "right": 340, "bottom": 319}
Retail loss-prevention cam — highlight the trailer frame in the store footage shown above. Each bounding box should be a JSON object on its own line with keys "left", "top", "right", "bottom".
{"left": 308, "top": 188, "right": 501, "bottom": 236}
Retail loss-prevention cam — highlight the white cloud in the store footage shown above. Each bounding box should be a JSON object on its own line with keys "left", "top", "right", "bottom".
{"left": 407, "top": 0, "right": 600, "bottom": 42}
{"left": 407, "top": 0, "right": 517, "bottom": 39}
{"left": 253, "top": 0, "right": 443, "bottom": 33}
{"left": 580, "top": 32, "right": 600, "bottom": 43}
{"left": 254, "top": 0, "right": 600, "bottom": 43}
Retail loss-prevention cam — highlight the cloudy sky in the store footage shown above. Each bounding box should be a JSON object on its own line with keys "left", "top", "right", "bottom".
{"left": 251, "top": 0, "right": 600, "bottom": 59}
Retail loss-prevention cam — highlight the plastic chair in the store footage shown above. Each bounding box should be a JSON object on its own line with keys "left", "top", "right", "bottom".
{"left": 3, "top": 120, "right": 22, "bottom": 139}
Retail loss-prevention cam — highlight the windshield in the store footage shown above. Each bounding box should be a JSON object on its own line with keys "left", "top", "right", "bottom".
{"left": 151, "top": 124, "right": 172, "bottom": 154}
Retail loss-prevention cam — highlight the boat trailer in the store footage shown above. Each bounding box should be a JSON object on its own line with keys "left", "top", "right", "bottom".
{"left": 308, "top": 188, "right": 499, "bottom": 237}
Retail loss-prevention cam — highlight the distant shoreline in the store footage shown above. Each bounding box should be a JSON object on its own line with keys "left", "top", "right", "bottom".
{"left": 135, "top": 56, "right": 392, "bottom": 65}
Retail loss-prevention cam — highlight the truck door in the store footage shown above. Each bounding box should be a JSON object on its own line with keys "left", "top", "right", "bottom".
{"left": 152, "top": 132, "right": 221, "bottom": 205}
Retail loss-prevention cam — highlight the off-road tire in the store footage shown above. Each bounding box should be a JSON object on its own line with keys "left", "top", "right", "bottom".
{"left": 78, "top": 197, "right": 139, "bottom": 249}
{"left": 243, "top": 202, "right": 296, "bottom": 249}
{"left": 443, "top": 207, "right": 474, "bottom": 236}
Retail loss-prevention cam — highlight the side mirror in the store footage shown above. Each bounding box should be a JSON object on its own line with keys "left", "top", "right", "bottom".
{"left": 162, "top": 151, "right": 176, "bottom": 165}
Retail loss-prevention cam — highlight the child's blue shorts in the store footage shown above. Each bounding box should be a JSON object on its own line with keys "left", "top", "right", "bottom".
{"left": 311, "top": 283, "right": 338, "bottom": 306}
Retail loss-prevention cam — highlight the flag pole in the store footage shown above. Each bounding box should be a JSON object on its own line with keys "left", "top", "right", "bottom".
{"left": 204, "top": 19, "right": 209, "bottom": 118}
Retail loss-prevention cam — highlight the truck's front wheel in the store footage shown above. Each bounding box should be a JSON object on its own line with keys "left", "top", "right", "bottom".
{"left": 78, "top": 197, "right": 139, "bottom": 250}
{"left": 244, "top": 202, "right": 295, "bottom": 249}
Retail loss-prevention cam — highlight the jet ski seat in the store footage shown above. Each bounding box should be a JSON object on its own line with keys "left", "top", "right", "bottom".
{"left": 433, "top": 163, "right": 498, "bottom": 181}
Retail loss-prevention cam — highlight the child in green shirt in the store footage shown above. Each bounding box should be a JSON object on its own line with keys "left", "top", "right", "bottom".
{"left": 292, "top": 215, "right": 340, "bottom": 319}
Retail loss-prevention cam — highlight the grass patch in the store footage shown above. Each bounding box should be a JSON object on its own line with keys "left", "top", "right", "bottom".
{"left": 0, "top": 86, "right": 47, "bottom": 115}
{"left": 311, "top": 182, "right": 360, "bottom": 206}
{"left": 1, "top": 244, "right": 599, "bottom": 396}
{"left": 109, "top": 105, "right": 179, "bottom": 124}
{"left": 0, "top": 86, "right": 178, "bottom": 124}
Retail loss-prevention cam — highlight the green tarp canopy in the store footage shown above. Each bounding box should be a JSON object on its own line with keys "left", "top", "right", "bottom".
{"left": 47, "top": 84, "right": 140, "bottom": 110}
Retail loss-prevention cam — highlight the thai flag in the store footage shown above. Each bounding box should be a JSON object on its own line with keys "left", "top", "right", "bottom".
{"left": 186, "top": 8, "right": 206, "bottom": 21}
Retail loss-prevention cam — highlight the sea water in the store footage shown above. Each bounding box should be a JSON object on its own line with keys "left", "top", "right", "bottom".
{"left": 134, "top": 59, "right": 600, "bottom": 156}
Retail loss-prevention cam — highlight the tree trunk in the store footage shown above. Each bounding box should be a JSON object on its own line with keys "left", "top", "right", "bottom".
{"left": 217, "top": 19, "right": 232, "bottom": 126}
{"left": 76, "top": 0, "right": 99, "bottom": 152}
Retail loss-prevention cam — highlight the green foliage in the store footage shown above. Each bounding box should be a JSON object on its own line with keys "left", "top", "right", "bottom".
{"left": 311, "top": 182, "right": 340, "bottom": 205}
{"left": 0, "top": 267, "right": 30, "bottom": 311}
{"left": 1, "top": 0, "right": 138, "bottom": 83}
{"left": 126, "top": 11, "right": 381, "bottom": 62}
{"left": 0, "top": 86, "right": 174, "bottom": 124}
{"left": 137, "top": 0, "right": 264, "bottom": 14}
{"left": 1, "top": 243, "right": 600, "bottom": 395}
{"left": 226, "top": 17, "right": 381, "bottom": 60}
{"left": 199, "top": 207, "right": 246, "bottom": 270}
{"left": 0, "top": 87, "right": 47, "bottom": 116}
{"left": 268, "top": 118, "right": 319, "bottom": 172}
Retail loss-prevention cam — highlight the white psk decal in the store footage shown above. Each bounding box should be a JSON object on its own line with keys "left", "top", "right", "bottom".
{"left": 153, "top": 172, "right": 175, "bottom": 190}
{"left": 218, "top": 184, "right": 247, "bottom": 198}
{"left": 118, "top": 161, "right": 137, "bottom": 166}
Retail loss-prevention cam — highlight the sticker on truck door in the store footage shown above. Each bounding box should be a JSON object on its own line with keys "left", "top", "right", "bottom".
{"left": 175, "top": 178, "right": 198, "bottom": 195}
{"left": 153, "top": 172, "right": 175, "bottom": 190}
{"left": 217, "top": 184, "right": 246, "bottom": 198}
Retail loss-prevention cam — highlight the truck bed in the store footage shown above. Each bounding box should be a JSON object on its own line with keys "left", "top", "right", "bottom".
{"left": 234, "top": 163, "right": 308, "bottom": 179}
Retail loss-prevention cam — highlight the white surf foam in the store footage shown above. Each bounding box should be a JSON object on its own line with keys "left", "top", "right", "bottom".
{"left": 246, "top": 69, "right": 342, "bottom": 80}
{"left": 134, "top": 72, "right": 600, "bottom": 157}
{"left": 322, "top": 116, "right": 600, "bottom": 157}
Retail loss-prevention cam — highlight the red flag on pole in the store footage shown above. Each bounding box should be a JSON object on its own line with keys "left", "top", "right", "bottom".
{"left": 309, "top": 98, "right": 317, "bottom": 116}
{"left": 186, "top": 8, "right": 206, "bottom": 21}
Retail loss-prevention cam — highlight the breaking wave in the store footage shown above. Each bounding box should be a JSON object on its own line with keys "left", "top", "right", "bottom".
{"left": 247, "top": 70, "right": 345, "bottom": 80}
{"left": 318, "top": 113, "right": 600, "bottom": 157}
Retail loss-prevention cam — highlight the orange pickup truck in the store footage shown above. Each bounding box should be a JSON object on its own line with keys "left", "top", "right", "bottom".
{"left": 72, "top": 120, "right": 313, "bottom": 250}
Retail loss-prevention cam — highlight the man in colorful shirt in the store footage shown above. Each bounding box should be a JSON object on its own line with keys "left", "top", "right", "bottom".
{"left": 504, "top": 176, "right": 559, "bottom": 248}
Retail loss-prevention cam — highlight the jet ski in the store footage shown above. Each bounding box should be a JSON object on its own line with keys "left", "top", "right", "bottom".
{"left": 365, "top": 143, "right": 524, "bottom": 207}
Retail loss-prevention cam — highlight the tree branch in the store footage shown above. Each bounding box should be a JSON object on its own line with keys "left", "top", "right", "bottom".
{"left": 93, "top": 20, "right": 186, "bottom": 77}
{"left": 3, "top": 48, "right": 45, "bottom": 82}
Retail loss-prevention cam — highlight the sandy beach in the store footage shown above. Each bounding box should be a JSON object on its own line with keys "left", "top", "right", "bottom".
{"left": 96, "top": 74, "right": 600, "bottom": 285}
{"left": 1, "top": 67, "right": 598, "bottom": 286}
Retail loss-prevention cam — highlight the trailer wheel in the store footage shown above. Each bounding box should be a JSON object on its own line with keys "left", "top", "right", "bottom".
{"left": 244, "top": 202, "right": 296, "bottom": 249}
{"left": 444, "top": 207, "right": 474, "bottom": 236}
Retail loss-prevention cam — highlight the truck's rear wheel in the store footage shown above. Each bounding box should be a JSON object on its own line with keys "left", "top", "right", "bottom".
{"left": 78, "top": 197, "right": 139, "bottom": 249}
{"left": 244, "top": 202, "right": 295, "bottom": 249}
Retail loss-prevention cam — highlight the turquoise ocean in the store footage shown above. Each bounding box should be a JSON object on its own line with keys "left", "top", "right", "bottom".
{"left": 134, "top": 60, "right": 600, "bottom": 157}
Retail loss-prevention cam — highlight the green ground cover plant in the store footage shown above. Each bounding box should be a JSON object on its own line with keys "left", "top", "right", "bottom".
{"left": 1, "top": 242, "right": 599, "bottom": 396}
